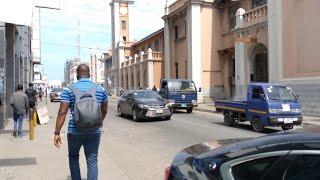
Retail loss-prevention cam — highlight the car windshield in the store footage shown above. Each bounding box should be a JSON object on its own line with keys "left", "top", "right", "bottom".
{"left": 52, "top": 88, "right": 63, "bottom": 92}
{"left": 167, "top": 81, "right": 196, "bottom": 92}
{"left": 132, "top": 91, "right": 163, "bottom": 100}
{"left": 266, "top": 86, "right": 296, "bottom": 101}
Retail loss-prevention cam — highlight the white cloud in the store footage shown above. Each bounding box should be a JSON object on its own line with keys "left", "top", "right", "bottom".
{"left": 130, "top": 0, "right": 166, "bottom": 39}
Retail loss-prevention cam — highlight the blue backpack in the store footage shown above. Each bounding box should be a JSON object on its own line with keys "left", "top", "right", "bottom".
{"left": 69, "top": 85, "right": 102, "bottom": 130}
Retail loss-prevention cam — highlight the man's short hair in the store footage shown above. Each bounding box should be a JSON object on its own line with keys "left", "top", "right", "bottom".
{"left": 29, "top": 83, "right": 33, "bottom": 87}
{"left": 17, "top": 84, "right": 23, "bottom": 90}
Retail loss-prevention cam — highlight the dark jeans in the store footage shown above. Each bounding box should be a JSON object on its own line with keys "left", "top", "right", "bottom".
{"left": 13, "top": 113, "right": 24, "bottom": 137}
{"left": 67, "top": 133, "right": 101, "bottom": 180}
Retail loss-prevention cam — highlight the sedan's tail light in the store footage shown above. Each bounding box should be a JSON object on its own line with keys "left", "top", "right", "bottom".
{"left": 164, "top": 165, "right": 171, "bottom": 180}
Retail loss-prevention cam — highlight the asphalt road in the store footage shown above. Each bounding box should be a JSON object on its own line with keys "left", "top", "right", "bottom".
{"left": 48, "top": 100, "right": 283, "bottom": 180}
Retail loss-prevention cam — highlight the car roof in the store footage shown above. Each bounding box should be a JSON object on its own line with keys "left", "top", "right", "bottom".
{"left": 196, "top": 127, "right": 320, "bottom": 160}
{"left": 126, "top": 90, "right": 152, "bottom": 93}
{"left": 249, "top": 82, "right": 285, "bottom": 87}
{"left": 162, "top": 79, "right": 194, "bottom": 82}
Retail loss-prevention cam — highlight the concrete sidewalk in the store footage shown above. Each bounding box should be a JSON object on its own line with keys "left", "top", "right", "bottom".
{"left": 0, "top": 101, "right": 128, "bottom": 180}
{"left": 194, "top": 103, "right": 320, "bottom": 126}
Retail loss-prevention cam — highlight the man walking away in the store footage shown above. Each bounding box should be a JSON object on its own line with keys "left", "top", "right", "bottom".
{"left": 10, "top": 84, "right": 29, "bottom": 138}
{"left": 152, "top": 86, "right": 157, "bottom": 91}
{"left": 39, "top": 87, "right": 43, "bottom": 102}
{"left": 54, "top": 64, "right": 108, "bottom": 180}
{"left": 25, "top": 83, "right": 37, "bottom": 119}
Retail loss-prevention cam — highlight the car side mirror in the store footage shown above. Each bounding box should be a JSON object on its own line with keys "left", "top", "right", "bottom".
{"left": 127, "top": 96, "right": 133, "bottom": 101}
{"left": 296, "top": 94, "right": 300, "bottom": 100}
{"left": 198, "top": 87, "right": 202, "bottom": 92}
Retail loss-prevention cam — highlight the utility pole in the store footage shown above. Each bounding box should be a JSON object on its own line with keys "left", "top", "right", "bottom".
{"left": 77, "top": 19, "right": 81, "bottom": 62}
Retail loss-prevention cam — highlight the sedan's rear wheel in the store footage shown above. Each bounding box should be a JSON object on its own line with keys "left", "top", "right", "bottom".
{"left": 132, "top": 108, "right": 140, "bottom": 122}
{"left": 117, "top": 105, "right": 124, "bottom": 117}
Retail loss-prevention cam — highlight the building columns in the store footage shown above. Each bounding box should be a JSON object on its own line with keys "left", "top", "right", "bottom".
{"left": 147, "top": 48, "right": 154, "bottom": 89}
{"left": 164, "top": 19, "right": 171, "bottom": 79}
{"left": 133, "top": 54, "right": 138, "bottom": 89}
{"left": 235, "top": 40, "right": 249, "bottom": 99}
{"left": 128, "top": 57, "right": 132, "bottom": 90}
{"left": 139, "top": 51, "right": 144, "bottom": 88}
{"left": 268, "top": 0, "right": 283, "bottom": 83}
{"left": 187, "top": 3, "right": 202, "bottom": 95}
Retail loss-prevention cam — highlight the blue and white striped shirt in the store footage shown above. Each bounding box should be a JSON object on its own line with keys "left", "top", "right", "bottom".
{"left": 60, "top": 78, "right": 108, "bottom": 134}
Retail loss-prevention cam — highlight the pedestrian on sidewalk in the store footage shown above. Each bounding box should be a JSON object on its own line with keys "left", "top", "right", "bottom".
{"left": 25, "top": 83, "right": 37, "bottom": 119}
{"left": 10, "top": 84, "right": 29, "bottom": 138}
{"left": 54, "top": 64, "right": 108, "bottom": 180}
{"left": 152, "top": 85, "right": 157, "bottom": 91}
{"left": 38, "top": 87, "right": 43, "bottom": 102}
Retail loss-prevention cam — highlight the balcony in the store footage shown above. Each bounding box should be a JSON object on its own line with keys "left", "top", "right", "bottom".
{"left": 117, "top": 41, "right": 135, "bottom": 48}
{"left": 152, "top": 52, "right": 164, "bottom": 60}
{"left": 235, "top": 4, "right": 267, "bottom": 30}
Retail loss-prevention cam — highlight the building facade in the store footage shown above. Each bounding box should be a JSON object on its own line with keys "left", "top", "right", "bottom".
{"left": 120, "top": 29, "right": 164, "bottom": 90}
{"left": 110, "top": 0, "right": 134, "bottom": 95}
{"left": 0, "top": 22, "right": 33, "bottom": 128}
{"left": 165, "top": 0, "right": 320, "bottom": 115}
{"left": 89, "top": 54, "right": 105, "bottom": 86}
{"left": 163, "top": 0, "right": 222, "bottom": 101}
{"left": 64, "top": 58, "right": 80, "bottom": 86}
{"left": 109, "top": 0, "right": 165, "bottom": 94}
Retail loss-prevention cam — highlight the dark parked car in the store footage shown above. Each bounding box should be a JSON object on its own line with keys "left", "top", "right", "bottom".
{"left": 50, "top": 88, "right": 64, "bottom": 102}
{"left": 165, "top": 127, "right": 320, "bottom": 180}
{"left": 117, "top": 90, "right": 173, "bottom": 121}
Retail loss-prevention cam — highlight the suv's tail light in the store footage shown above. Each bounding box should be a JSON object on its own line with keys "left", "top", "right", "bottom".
{"left": 164, "top": 166, "right": 171, "bottom": 180}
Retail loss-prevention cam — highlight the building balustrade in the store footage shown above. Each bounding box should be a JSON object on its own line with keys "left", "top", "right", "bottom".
{"left": 152, "top": 52, "right": 164, "bottom": 60}
{"left": 121, "top": 50, "right": 164, "bottom": 69}
{"left": 117, "top": 41, "right": 135, "bottom": 48}
{"left": 235, "top": 4, "right": 267, "bottom": 30}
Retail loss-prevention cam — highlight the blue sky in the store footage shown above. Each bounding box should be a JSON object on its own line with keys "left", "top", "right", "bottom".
{"left": 41, "top": 0, "right": 172, "bottom": 81}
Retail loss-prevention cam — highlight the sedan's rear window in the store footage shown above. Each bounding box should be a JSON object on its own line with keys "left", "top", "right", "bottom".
{"left": 133, "top": 91, "right": 162, "bottom": 100}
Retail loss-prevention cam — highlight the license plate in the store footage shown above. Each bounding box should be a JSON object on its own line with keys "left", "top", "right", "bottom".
{"left": 284, "top": 118, "right": 293, "bottom": 124}
{"left": 156, "top": 109, "right": 163, "bottom": 114}
{"left": 181, "top": 104, "right": 187, "bottom": 108}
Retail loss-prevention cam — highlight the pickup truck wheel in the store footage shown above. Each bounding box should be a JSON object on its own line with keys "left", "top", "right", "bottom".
{"left": 187, "top": 108, "right": 193, "bottom": 113}
{"left": 224, "top": 114, "right": 235, "bottom": 127}
{"left": 251, "top": 117, "right": 264, "bottom": 133}
{"left": 282, "top": 125, "right": 294, "bottom": 131}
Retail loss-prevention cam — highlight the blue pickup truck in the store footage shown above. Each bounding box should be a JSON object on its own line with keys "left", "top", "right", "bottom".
{"left": 159, "top": 79, "right": 198, "bottom": 113}
{"left": 215, "top": 83, "right": 303, "bottom": 132}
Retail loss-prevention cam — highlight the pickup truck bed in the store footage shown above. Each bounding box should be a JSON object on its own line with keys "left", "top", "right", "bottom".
{"left": 215, "top": 100, "right": 246, "bottom": 113}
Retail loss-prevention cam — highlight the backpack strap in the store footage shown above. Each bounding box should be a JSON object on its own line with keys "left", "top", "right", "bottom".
{"left": 69, "top": 86, "right": 84, "bottom": 102}
{"left": 87, "top": 85, "right": 97, "bottom": 98}
{"left": 69, "top": 84, "right": 98, "bottom": 101}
